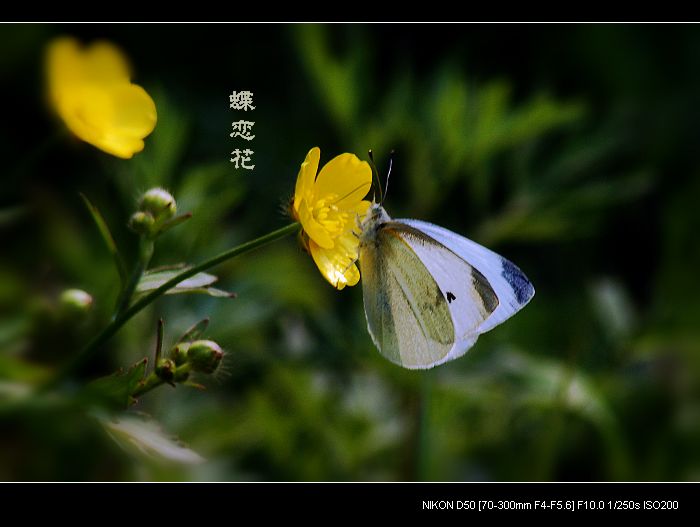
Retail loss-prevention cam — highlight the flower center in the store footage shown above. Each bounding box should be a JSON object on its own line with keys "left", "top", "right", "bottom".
{"left": 312, "top": 194, "right": 350, "bottom": 239}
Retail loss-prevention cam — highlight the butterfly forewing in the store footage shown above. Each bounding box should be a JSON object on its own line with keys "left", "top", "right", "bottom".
{"left": 384, "top": 223, "right": 499, "bottom": 345}
{"left": 359, "top": 204, "right": 533, "bottom": 369}
{"left": 399, "top": 219, "right": 535, "bottom": 334}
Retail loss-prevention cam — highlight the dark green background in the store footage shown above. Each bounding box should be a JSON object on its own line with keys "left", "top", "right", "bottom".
{"left": 1, "top": 24, "right": 699, "bottom": 481}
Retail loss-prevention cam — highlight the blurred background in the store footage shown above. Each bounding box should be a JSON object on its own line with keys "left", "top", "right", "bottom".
{"left": 1, "top": 23, "right": 699, "bottom": 481}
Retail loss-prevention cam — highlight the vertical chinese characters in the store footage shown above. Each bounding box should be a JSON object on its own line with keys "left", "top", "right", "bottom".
{"left": 230, "top": 91, "right": 255, "bottom": 170}
{"left": 229, "top": 91, "right": 255, "bottom": 111}
{"left": 230, "top": 148, "right": 255, "bottom": 170}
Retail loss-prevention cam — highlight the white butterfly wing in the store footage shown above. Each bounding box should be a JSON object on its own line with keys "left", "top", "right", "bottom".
{"left": 385, "top": 223, "right": 499, "bottom": 364}
{"left": 398, "top": 219, "right": 535, "bottom": 334}
{"left": 361, "top": 220, "right": 500, "bottom": 368}
{"left": 360, "top": 223, "right": 455, "bottom": 369}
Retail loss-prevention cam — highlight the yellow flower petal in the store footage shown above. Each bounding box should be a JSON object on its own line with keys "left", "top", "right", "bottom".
{"left": 293, "top": 147, "right": 320, "bottom": 215}
{"left": 47, "top": 39, "right": 82, "bottom": 105}
{"left": 298, "top": 198, "right": 335, "bottom": 249}
{"left": 336, "top": 225, "right": 361, "bottom": 251}
{"left": 111, "top": 84, "right": 158, "bottom": 136}
{"left": 83, "top": 41, "right": 132, "bottom": 83}
{"left": 93, "top": 130, "right": 149, "bottom": 159}
{"left": 310, "top": 225, "right": 363, "bottom": 290}
{"left": 347, "top": 200, "right": 371, "bottom": 228}
{"left": 58, "top": 83, "right": 113, "bottom": 149}
{"left": 46, "top": 36, "right": 156, "bottom": 159}
{"left": 56, "top": 83, "right": 156, "bottom": 159}
{"left": 309, "top": 240, "right": 360, "bottom": 290}
{"left": 315, "top": 153, "right": 372, "bottom": 209}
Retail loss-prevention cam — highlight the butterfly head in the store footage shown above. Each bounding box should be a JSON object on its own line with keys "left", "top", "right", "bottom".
{"left": 359, "top": 203, "right": 391, "bottom": 246}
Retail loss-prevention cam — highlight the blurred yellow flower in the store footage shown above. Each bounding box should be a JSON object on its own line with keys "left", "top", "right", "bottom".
{"left": 292, "top": 147, "right": 372, "bottom": 289}
{"left": 46, "top": 37, "right": 157, "bottom": 159}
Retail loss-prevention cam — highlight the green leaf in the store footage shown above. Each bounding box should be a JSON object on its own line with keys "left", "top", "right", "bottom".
{"left": 80, "top": 193, "right": 127, "bottom": 285}
{"left": 177, "top": 318, "right": 210, "bottom": 343}
{"left": 82, "top": 359, "right": 147, "bottom": 410}
{"left": 155, "top": 212, "right": 192, "bottom": 235}
{"left": 155, "top": 318, "right": 164, "bottom": 363}
{"left": 136, "top": 268, "right": 235, "bottom": 298}
{"left": 178, "top": 287, "right": 235, "bottom": 298}
{"left": 101, "top": 415, "right": 204, "bottom": 464}
{"left": 138, "top": 269, "right": 216, "bottom": 290}
{"left": 0, "top": 353, "right": 51, "bottom": 384}
{"left": 294, "top": 24, "right": 364, "bottom": 131}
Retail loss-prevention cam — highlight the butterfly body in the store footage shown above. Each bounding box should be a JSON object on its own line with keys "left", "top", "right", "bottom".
{"left": 359, "top": 203, "right": 534, "bottom": 369}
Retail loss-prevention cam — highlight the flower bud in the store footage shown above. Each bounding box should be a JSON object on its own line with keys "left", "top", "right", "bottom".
{"left": 139, "top": 188, "right": 176, "bottom": 221}
{"left": 186, "top": 340, "right": 224, "bottom": 374}
{"left": 170, "top": 342, "right": 190, "bottom": 366}
{"left": 128, "top": 211, "right": 155, "bottom": 235}
{"left": 155, "top": 358, "right": 177, "bottom": 383}
{"left": 59, "top": 288, "right": 93, "bottom": 315}
{"left": 173, "top": 368, "right": 190, "bottom": 383}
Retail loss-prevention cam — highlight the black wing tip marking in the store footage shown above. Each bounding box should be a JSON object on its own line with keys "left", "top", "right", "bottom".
{"left": 501, "top": 258, "right": 535, "bottom": 305}
{"left": 471, "top": 267, "right": 499, "bottom": 314}
{"left": 446, "top": 291, "right": 456, "bottom": 303}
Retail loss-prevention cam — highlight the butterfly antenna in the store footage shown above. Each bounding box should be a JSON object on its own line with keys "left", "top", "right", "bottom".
{"left": 384, "top": 150, "right": 394, "bottom": 203}
{"left": 332, "top": 182, "right": 373, "bottom": 206}
{"left": 368, "top": 149, "right": 383, "bottom": 204}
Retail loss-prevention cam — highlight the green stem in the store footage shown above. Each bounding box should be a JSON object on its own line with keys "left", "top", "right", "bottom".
{"left": 115, "top": 238, "right": 154, "bottom": 316}
{"left": 131, "top": 372, "right": 164, "bottom": 398}
{"left": 131, "top": 363, "right": 191, "bottom": 398}
{"left": 46, "top": 222, "right": 300, "bottom": 388}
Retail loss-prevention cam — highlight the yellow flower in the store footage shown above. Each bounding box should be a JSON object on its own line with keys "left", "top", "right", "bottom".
{"left": 46, "top": 37, "right": 157, "bottom": 159}
{"left": 292, "top": 147, "right": 372, "bottom": 289}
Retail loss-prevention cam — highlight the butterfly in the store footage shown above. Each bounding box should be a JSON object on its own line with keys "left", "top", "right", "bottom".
{"left": 358, "top": 202, "right": 534, "bottom": 369}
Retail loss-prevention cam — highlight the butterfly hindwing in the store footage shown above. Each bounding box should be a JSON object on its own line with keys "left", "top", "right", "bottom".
{"left": 360, "top": 225, "right": 455, "bottom": 369}
{"left": 359, "top": 238, "right": 402, "bottom": 365}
